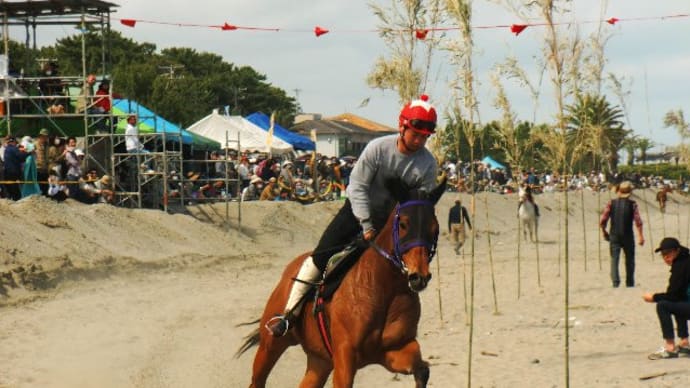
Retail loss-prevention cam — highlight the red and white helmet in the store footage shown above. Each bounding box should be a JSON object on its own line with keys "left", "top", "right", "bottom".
{"left": 398, "top": 94, "right": 437, "bottom": 135}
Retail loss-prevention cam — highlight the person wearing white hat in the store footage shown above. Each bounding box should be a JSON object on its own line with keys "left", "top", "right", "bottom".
{"left": 241, "top": 176, "right": 264, "bottom": 201}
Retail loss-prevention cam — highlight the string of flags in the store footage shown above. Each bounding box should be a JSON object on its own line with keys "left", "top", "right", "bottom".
{"left": 116, "top": 13, "right": 689, "bottom": 39}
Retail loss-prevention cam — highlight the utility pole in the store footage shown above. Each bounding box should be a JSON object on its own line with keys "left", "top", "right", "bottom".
{"left": 158, "top": 64, "right": 184, "bottom": 79}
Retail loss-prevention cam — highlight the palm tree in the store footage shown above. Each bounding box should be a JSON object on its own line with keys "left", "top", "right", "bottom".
{"left": 565, "top": 93, "right": 628, "bottom": 174}
{"left": 621, "top": 135, "right": 639, "bottom": 166}
{"left": 636, "top": 137, "right": 655, "bottom": 165}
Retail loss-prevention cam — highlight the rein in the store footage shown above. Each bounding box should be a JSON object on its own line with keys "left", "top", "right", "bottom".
{"left": 371, "top": 199, "right": 438, "bottom": 272}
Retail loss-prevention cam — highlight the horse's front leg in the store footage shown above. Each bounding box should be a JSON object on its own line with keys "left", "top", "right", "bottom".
{"left": 331, "top": 345, "right": 357, "bottom": 388}
{"left": 381, "top": 340, "right": 429, "bottom": 388}
{"left": 299, "top": 354, "right": 332, "bottom": 388}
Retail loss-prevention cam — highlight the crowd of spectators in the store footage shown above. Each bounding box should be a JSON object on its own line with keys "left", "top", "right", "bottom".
{"left": 169, "top": 153, "right": 356, "bottom": 204}
{"left": 0, "top": 132, "right": 114, "bottom": 204}
{"left": 442, "top": 159, "right": 689, "bottom": 195}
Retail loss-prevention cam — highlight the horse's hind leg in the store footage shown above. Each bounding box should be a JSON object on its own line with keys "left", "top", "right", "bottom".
{"left": 381, "top": 340, "right": 429, "bottom": 388}
{"left": 249, "top": 336, "right": 292, "bottom": 388}
{"left": 299, "top": 354, "right": 332, "bottom": 388}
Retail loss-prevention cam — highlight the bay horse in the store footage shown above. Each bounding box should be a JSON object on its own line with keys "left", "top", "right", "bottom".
{"left": 236, "top": 179, "right": 446, "bottom": 387}
{"left": 518, "top": 186, "right": 538, "bottom": 242}
{"left": 656, "top": 185, "right": 671, "bottom": 214}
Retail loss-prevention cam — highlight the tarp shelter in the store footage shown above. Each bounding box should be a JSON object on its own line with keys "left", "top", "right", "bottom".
{"left": 245, "top": 112, "right": 315, "bottom": 151}
{"left": 186, "top": 109, "right": 293, "bottom": 154}
{"left": 481, "top": 156, "right": 506, "bottom": 170}
{"left": 113, "top": 99, "right": 220, "bottom": 149}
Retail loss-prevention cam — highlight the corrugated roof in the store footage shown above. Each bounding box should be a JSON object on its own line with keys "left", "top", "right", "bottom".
{"left": 327, "top": 113, "right": 396, "bottom": 133}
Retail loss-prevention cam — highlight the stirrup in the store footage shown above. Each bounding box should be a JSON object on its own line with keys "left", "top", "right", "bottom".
{"left": 265, "top": 315, "right": 290, "bottom": 337}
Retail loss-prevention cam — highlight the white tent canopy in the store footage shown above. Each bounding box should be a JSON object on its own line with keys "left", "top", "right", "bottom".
{"left": 186, "top": 109, "right": 294, "bottom": 154}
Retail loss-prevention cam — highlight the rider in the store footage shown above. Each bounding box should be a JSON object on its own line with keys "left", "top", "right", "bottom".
{"left": 266, "top": 95, "right": 440, "bottom": 337}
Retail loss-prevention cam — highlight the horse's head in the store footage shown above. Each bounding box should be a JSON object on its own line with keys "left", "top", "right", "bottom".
{"left": 382, "top": 177, "right": 446, "bottom": 292}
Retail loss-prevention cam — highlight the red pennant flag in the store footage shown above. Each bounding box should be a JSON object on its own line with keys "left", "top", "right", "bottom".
{"left": 120, "top": 19, "right": 137, "bottom": 28}
{"left": 510, "top": 24, "right": 528, "bottom": 36}
{"left": 415, "top": 29, "right": 429, "bottom": 40}
{"left": 606, "top": 17, "right": 619, "bottom": 25}
{"left": 314, "top": 26, "right": 329, "bottom": 37}
{"left": 222, "top": 23, "right": 238, "bottom": 31}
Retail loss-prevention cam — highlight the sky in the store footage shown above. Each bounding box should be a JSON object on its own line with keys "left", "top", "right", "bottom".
{"left": 15, "top": 0, "right": 690, "bottom": 152}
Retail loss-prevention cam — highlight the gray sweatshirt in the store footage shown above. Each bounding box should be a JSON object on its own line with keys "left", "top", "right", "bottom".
{"left": 346, "top": 134, "right": 438, "bottom": 232}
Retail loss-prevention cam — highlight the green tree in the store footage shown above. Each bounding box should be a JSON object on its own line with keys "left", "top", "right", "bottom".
{"left": 565, "top": 93, "right": 627, "bottom": 174}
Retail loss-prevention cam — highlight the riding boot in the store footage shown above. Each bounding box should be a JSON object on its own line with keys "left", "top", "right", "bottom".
{"left": 266, "top": 255, "right": 321, "bottom": 337}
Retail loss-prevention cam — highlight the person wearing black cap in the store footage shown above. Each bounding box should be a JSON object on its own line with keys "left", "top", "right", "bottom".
{"left": 643, "top": 237, "right": 690, "bottom": 360}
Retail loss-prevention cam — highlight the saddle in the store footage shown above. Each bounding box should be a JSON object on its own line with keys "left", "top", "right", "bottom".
{"left": 314, "top": 241, "right": 367, "bottom": 302}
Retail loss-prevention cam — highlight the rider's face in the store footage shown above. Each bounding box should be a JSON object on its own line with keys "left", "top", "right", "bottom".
{"left": 400, "top": 128, "right": 430, "bottom": 153}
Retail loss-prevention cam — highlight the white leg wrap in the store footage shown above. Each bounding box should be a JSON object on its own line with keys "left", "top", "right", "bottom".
{"left": 284, "top": 256, "right": 321, "bottom": 314}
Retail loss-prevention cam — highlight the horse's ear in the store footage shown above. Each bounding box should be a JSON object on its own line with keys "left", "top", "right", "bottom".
{"left": 429, "top": 176, "right": 447, "bottom": 205}
{"left": 385, "top": 178, "right": 411, "bottom": 203}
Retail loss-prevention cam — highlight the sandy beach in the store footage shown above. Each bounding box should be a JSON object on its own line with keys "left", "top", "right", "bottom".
{"left": 1, "top": 188, "right": 689, "bottom": 387}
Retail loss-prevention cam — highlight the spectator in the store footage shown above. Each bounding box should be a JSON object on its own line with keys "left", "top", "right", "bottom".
{"left": 600, "top": 181, "right": 645, "bottom": 288}
{"left": 20, "top": 137, "right": 40, "bottom": 198}
{"left": 241, "top": 176, "right": 263, "bottom": 201}
{"left": 93, "top": 79, "right": 111, "bottom": 114}
{"left": 34, "top": 128, "right": 50, "bottom": 195}
{"left": 63, "top": 139, "right": 83, "bottom": 199}
{"left": 47, "top": 171, "right": 68, "bottom": 202}
{"left": 448, "top": 198, "right": 472, "bottom": 254}
{"left": 644, "top": 237, "right": 690, "bottom": 360}
{"left": 3, "top": 136, "right": 28, "bottom": 200}
{"left": 237, "top": 156, "right": 251, "bottom": 190}
{"left": 260, "top": 177, "right": 278, "bottom": 201}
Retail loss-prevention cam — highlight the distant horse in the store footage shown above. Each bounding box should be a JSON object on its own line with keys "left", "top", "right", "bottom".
{"left": 236, "top": 180, "right": 446, "bottom": 388}
{"left": 518, "top": 187, "right": 538, "bottom": 242}
{"left": 656, "top": 185, "right": 672, "bottom": 214}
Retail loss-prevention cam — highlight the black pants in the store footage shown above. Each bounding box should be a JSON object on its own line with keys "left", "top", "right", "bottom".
{"left": 656, "top": 300, "right": 690, "bottom": 340}
{"left": 37, "top": 171, "right": 49, "bottom": 196}
{"left": 610, "top": 236, "right": 635, "bottom": 287}
{"left": 3, "top": 172, "right": 21, "bottom": 200}
{"left": 311, "top": 199, "right": 386, "bottom": 272}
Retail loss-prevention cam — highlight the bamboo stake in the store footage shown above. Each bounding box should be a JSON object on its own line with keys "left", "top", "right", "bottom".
{"left": 535, "top": 199, "right": 542, "bottom": 288}
{"left": 677, "top": 198, "right": 681, "bottom": 238}
{"left": 462, "top": 243, "right": 469, "bottom": 324}
{"left": 597, "top": 186, "right": 602, "bottom": 270}
{"left": 517, "top": 198, "right": 522, "bottom": 298}
{"left": 435, "top": 246, "right": 444, "bottom": 326}
{"left": 484, "top": 193, "right": 499, "bottom": 313}
{"left": 581, "top": 188, "right": 588, "bottom": 272}
{"left": 641, "top": 189, "right": 655, "bottom": 260}
{"left": 557, "top": 188, "right": 562, "bottom": 277}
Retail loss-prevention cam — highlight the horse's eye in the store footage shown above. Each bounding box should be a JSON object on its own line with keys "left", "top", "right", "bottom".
{"left": 399, "top": 221, "right": 408, "bottom": 231}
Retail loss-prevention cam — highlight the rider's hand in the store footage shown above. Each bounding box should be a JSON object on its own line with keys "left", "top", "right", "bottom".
{"left": 363, "top": 228, "right": 377, "bottom": 241}
{"left": 602, "top": 230, "right": 610, "bottom": 241}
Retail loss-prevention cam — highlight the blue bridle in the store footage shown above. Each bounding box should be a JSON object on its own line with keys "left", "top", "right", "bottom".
{"left": 372, "top": 199, "right": 439, "bottom": 272}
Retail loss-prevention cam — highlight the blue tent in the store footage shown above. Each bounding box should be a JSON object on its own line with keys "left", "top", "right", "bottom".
{"left": 245, "top": 112, "right": 315, "bottom": 151}
{"left": 481, "top": 155, "right": 506, "bottom": 170}
{"left": 113, "top": 99, "right": 218, "bottom": 148}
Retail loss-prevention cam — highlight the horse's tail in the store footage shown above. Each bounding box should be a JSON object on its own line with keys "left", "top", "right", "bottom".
{"left": 234, "top": 319, "right": 261, "bottom": 359}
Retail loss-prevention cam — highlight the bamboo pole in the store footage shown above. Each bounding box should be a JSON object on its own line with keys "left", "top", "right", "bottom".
{"left": 641, "top": 189, "right": 655, "bottom": 260}
{"left": 435, "top": 247, "right": 444, "bottom": 326}
{"left": 517, "top": 198, "right": 522, "bottom": 298}
{"left": 581, "top": 188, "right": 588, "bottom": 272}
{"left": 597, "top": 186, "right": 602, "bottom": 270}
{"left": 557, "top": 188, "right": 562, "bottom": 277}
{"left": 484, "top": 193, "right": 499, "bottom": 314}
{"left": 535, "top": 200, "right": 542, "bottom": 288}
